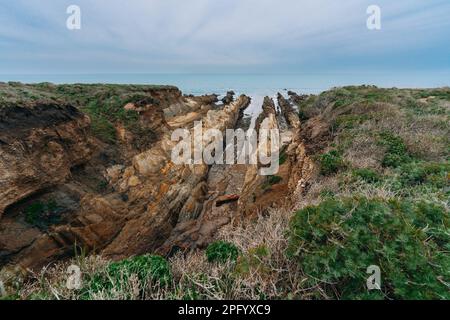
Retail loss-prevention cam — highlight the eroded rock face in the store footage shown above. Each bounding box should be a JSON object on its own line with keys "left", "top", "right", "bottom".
{"left": 158, "top": 94, "right": 315, "bottom": 255}
{"left": 287, "top": 91, "right": 308, "bottom": 105}
{"left": 0, "top": 89, "right": 251, "bottom": 270}
{"left": 102, "top": 95, "right": 251, "bottom": 259}
{"left": 0, "top": 103, "right": 93, "bottom": 218}
{"left": 278, "top": 93, "right": 300, "bottom": 129}
{"left": 0, "top": 86, "right": 315, "bottom": 273}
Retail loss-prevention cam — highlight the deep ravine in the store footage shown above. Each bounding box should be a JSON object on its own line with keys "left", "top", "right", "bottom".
{"left": 0, "top": 85, "right": 314, "bottom": 274}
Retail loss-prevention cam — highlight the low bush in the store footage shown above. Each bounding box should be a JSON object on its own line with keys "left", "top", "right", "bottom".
{"left": 333, "top": 114, "right": 370, "bottom": 130}
{"left": 287, "top": 197, "right": 449, "bottom": 299}
{"left": 398, "top": 161, "right": 449, "bottom": 188}
{"left": 88, "top": 113, "right": 117, "bottom": 143}
{"left": 352, "top": 168, "right": 380, "bottom": 183}
{"left": 319, "top": 150, "right": 344, "bottom": 175}
{"left": 378, "top": 132, "right": 411, "bottom": 168}
{"left": 206, "top": 241, "right": 240, "bottom": 263}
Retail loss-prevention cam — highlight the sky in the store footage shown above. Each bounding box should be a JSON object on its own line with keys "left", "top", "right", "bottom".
{"left": 0, "top": 0, "right": 449, "bottom": 75}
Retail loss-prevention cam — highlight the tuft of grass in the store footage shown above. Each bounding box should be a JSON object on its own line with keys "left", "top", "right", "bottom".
{"left": 0, "top": 293, "right": 20, "bottom": 301}
{"left": 88, "top": 112, "right": 117, "bottom": 143}
{"left": 319, "top": 150, "right": 345, "bottom": 175}
{"left": 235, "top": 245, "right": 270, "bottom": 276}
{"left": 81, "top": 255, "right": 171, "bottom": 299}
{"left": 352, "top": 168, "right": 380, "bottom": 183}
{"left": 267, "top": 175, "right": 283, "bottom": 185}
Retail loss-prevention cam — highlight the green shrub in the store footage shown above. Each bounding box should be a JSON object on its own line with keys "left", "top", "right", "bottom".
{"left": 319, "top": 150, "right": 344, "bottom": 175}
{"left": 109, "top": 255, "right": 171, "bottom": 284}
{"left": 123, "top": 94, "right": 158, "bottom": 107}
{"left": 399, "top": 161, "right": 449, "bottom": 188}
{"left": 287, "top": 197, "right": 449, "bottom": 299}
{"left": 412, "top": 201, "right": 450, "bottom": 248}
{"left": 331, "top": 88, "right": 356, "bottom": 108}
{"left": 82, "top": 255, "right": 171, "bottom": 299}
{"left": 268, "top": 175, "right": 283, "bottom": 185}
{"left": 24, "top": 200, "right": 61, "bottom": 228}
{"left": 279, "top": 150, "right": 288, "bottom": 165}
{"left": 352, "top": 168, "right": 380, "bottom": 183}
{"left": 297, "top": 109, "right": 309, "bottom": 121}
{"left": 82, "top": 95, "right": 143, "bottom": 143}
{"left": 382, "top": 153, "right": 409, "bottom": 168}
{"left": 88, "top": 113, "right": 117, "bottom": 143}
{"left": 378, "top": 132, "right": 411, "bottom": 168}
{"left": 415, "top": 88, "right": 450, "bottom": 101}
{"left": 206, "top": 241, "right": 240, "bottom": 263}
{"left": 333, "top": 114, "right": 370, "bottom": 130}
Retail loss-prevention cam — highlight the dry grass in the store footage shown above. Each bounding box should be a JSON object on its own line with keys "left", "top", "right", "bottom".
{"left": 14, "top": 207, "right": 312, "bottom": 300}
{"left": 342, "top": 134, "right": 384, "bottom": 170}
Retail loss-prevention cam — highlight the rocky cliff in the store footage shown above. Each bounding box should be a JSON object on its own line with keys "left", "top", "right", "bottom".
{"left": 0, "top": 83, "right": 313, "bottom": 272}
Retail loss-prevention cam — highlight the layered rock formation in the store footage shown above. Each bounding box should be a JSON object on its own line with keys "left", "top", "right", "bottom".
{"left": 0, "top": 84, "right": 314, "bottom": 273}
{"left": 0, "top": 103, "right": 92, "bottom": 218}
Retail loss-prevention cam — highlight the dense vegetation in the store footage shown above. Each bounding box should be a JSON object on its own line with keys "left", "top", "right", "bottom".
{"left": 288, "top": 198, "right": 449, "bottom": 299}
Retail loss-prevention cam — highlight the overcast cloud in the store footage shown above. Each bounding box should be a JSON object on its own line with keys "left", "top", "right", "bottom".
{"left": 0, "top": 0, "right": 449, "bottom": 73}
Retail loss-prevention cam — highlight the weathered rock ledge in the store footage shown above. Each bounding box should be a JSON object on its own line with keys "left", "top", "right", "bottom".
{"left": 0, "top": 84, "right": 314, "bottom": 274}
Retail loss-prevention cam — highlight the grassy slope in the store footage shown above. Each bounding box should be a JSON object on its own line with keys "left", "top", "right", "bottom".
{"left": 2, "top": 85, "right": 449, "bottom": 300}
{"left": 301, "top": 86, "right": 449, "bottom": 203}
{"left": 0, "top": 82, "right": 177, "bottom": 143}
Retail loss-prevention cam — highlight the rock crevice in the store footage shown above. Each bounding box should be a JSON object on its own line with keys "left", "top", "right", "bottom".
{"left": 0, "top": 85, "right": 314, "bottom": 272}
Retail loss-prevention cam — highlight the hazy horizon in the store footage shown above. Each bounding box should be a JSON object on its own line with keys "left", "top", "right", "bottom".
{"left": 1, "top": 72, "right": 449, "bottom": 96}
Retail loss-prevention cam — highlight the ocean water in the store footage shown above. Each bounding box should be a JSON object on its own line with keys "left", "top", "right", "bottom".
{"left": 1, "top": 72, "right": 449, "bottom": 96}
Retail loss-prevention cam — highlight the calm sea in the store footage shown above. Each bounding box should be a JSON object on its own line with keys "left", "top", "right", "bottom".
{"left": 1, "top": 72, "right": 448, "bottom": 96}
